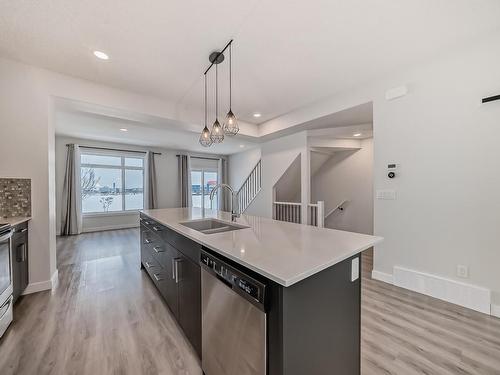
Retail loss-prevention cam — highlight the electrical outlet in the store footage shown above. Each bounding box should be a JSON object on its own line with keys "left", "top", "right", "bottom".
{"left": 457, "top": 265, "right": 469, "bottom": 278}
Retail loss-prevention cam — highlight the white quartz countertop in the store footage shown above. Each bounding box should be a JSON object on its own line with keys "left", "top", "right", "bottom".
{"left": 141, "top": 208, "right": 383, "bottom": 287}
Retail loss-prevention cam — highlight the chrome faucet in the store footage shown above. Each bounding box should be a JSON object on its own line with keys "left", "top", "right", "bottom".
{"left": 209, "top": 183, "right": 240, "bottom": 222}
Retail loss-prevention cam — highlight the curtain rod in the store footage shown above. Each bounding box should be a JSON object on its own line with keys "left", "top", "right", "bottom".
{"left": 67, "top": 144, "right": 161, "bottom": 155}
{"left": 176, "top": 155, "right": 221, "bottom": 161}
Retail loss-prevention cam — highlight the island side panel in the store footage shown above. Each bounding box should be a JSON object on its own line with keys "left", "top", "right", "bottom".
{"left": 277, "top": 254, "right": 361, "bottom": 375}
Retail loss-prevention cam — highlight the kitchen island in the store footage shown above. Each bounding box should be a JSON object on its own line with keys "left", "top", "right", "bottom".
{"left": 140, "top": 208, "right": 382, "bottom": 375}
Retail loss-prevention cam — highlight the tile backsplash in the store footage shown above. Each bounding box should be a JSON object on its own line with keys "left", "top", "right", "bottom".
{"left": 0, "top": 178, "right": 31, "bottom": 218}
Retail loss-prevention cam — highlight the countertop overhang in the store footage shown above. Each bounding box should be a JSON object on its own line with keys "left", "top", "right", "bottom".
{"left": 141, "top": 208, "right": 383, "bottom": 287}
{"left": 0, "top": 216, "right": 31, "bottom": 227}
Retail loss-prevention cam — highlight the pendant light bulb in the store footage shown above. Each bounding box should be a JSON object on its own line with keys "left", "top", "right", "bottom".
{"left": 223, "top": 43, "right": 239, "bottom": 136}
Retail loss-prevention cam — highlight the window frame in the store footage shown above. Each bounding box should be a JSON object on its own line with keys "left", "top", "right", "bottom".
{"left": 191, "top": 167, "right": 219, "bottom": 210}
{"left": 80, "top": 150, "right": 145, "bottom": 216}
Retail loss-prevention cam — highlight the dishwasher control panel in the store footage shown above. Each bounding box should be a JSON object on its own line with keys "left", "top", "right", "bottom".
{"left": 201, "top": 251, "right": 266, "bottom": 308}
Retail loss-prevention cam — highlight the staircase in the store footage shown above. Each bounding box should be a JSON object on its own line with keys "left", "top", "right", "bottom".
{"left": 237, "top": 159, "right": 262, "bottom": 214}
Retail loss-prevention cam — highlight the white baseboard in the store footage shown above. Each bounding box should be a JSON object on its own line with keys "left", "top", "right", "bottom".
{"left": 51, "top": 269, "right": 59, "bottom": 289}
{"left": 22, "top": 269, "right": 59, "bottom": 295}
{"left": 393, "top": 266, "right": 491, "bottom": 315}
{"left": 82, "top": 223, "right": 139, "bottom": 233}
{"left": 371, "top": 270, "right": 394, "bottom": 284}
{"left": 491, "top": 304, "right": 500, "bottom": 319}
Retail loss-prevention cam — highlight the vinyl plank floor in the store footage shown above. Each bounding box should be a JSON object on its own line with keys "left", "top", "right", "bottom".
{"left": 0, "top": 230, "right": 499, "bottom": 375}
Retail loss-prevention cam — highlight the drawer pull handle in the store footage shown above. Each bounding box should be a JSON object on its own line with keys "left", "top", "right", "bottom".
{"left": 145, "top": 261, "right": 155, "bottom": 268}
{"left": 153, "top": 246, "right": 164, "bottom": 253}
{"left": 174, "top": 258, "right": 182, "bottom": 284}
{"left": 153, "top": 226, "right": 162, "bottom": 232}
{"left": 144, "top": 239, "right": 152, "bottom": 244}
{"left": 153, "top": 273, "right": 164, "bottom": 282}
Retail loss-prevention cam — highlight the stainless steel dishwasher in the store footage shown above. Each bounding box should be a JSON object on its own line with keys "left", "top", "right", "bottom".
{"left": 200, "top": 250, "right": 267, "bottom": 375}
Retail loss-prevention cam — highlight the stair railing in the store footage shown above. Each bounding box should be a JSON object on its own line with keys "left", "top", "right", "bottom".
{"left": 307, "top": 201, "right": 325, "bottom": 228}
{"left": 273, "top": 201, "right": 302, "bottom": 224}
{"left": 324, "top": 200, "right": 348, "bottom": 220}
{"left": 237, "top": 159, "right": 262, "bottom": 214}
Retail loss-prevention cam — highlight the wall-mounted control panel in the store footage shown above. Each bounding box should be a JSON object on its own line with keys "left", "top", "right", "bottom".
{"left": 387, "top": 163, "right": 400, "bottom": 179}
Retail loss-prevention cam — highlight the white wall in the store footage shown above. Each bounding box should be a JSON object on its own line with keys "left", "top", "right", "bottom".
{"left": 256, "top": 32, "right": 500, "bottom": 308}
{"left": 0, "top": 55, "right": 232, "bottom": 291}
{"left": 55, "top": 136, "right": 181, "bottom": 234}
{"left": 0, "top": 58, "right": 57, "bottom": 289}
{"left": 231, "top": 131, "right": 309, "bottom": 220}
{"left": 228, "top": 147, "right": 262, "bottom": 190}
{"left": 311, "top": 138, "right": 373, "bottom": 235}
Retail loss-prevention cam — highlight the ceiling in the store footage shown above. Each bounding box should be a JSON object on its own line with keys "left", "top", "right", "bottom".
{"left": 1, "top": 0, "right": 500, "bottom": 126}
{"left": 55, "top": 111, "right": 258, "bottom": 155}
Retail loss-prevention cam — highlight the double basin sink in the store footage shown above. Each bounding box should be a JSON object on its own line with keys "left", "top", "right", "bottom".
{"left": 179, "top": 218, "right": 248, "bottom": 235}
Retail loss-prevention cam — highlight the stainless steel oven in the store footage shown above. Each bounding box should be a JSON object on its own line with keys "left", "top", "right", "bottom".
{"left": 0, "top": 224, "right": 13, "bottom": 338}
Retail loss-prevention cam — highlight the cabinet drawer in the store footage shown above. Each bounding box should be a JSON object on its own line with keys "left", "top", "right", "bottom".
{"left": 142, "top": 255, "right": 169, "bottom": 290}
{"left": 150, "top": 241, "right": 171, "bottom": 269}
{"left": 142, "top": 251, "right": 160, "bottom": 273}
{"left": 164, "top": 227, "right": 201, "bottom": 264}
{"left": 140, "top": 215, "right": 166, "bottom": 235}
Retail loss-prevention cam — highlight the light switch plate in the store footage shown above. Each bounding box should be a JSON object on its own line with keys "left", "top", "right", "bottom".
{"left": 351, "top": 257, "right": 359, "bottom": 282}
{"left": 376, "top": 189, "right": 396, "bottom": 200}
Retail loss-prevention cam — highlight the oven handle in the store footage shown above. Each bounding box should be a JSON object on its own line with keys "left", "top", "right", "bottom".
{"left": 0, "top": 231, "right": 13, "bottom": 242}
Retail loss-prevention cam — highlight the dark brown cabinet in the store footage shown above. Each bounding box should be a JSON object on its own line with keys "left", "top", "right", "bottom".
{"left": 176, "top": 254, "right": 201, "bottom": 355}
{"left": 11, "top": 222, "right": 29, "bottom": 303}
{"left": 140, "top": 215, "right": 201, "bottom": 357}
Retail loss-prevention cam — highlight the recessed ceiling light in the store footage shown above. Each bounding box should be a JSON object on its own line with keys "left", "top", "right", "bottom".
{"left": 93, "top": 50, "right": 109, "bottom": 60}
{"left": 239, "top": 144, "right": 245, "bottom": 148}
{"left": 353, "top": 133, "right": 362, "bottom": 137}
{"left": 253, "top": 113, "right": 261, "bottom": 118}
{"left": 119, "top": 128, "right": 128, "bottom": 132}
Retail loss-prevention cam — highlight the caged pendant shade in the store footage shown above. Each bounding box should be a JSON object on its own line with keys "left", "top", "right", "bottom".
{"left": 199, "top": 39, "right": 237, "bottom": 146}
{"left": 199, "top": 125, "right": 212, "bottom": 147}
{"left": 223, "top": 44, "right": 239, "bottom": 136}
{"left": 210, "top": 119, "right": 224, "bottom": 143}
{"left": 210, "top": 64, "right": 225, "bottom": 143}
{"left": 199, "top": 74, "right": 213, "bottom": 147}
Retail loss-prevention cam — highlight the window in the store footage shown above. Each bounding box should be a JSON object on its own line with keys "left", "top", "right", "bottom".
{"left": 81, "top": 152, "right": 144, "bottom": 214}
{"left": 191, "top": 169, "right": 218, "bottom": 209}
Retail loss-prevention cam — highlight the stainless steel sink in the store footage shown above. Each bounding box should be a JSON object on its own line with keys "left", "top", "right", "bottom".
{"left": 179, "top": 218, "right": 248, "bottom": 234}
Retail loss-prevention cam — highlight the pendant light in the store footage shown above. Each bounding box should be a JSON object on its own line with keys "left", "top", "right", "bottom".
{"left": 210, "top": 63, "right": 225, "bottom": 143}
{"left": 223, "top": 43, "right": 239, "bottom": 136}
{"left": 198, "top": 39, "right": 236, "bottom": 147}
{"left": 199, "top": 73, "right": 213, "bottom": 147}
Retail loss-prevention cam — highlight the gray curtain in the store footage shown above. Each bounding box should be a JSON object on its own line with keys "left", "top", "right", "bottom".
{"left": 179, "top": 154, "right": 192, "bottom": 207}
{"left": 61, "top": 144, "right": 82, "bottom": 235}
{"left": 145, "top": 151, "right": 158, "bottom": 209}
{"left": 218, "top": 158, "right": 231, "bottom": 212}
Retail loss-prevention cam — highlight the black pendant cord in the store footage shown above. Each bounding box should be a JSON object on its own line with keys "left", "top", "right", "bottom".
{"left": 215, "top": 63, "right": 218, "bottom": 120}
{"left": 229, "top": 43, "right": 232, "bottom": 110}
{"left": 204, "top": 73, "right": 207, "bottom": 127}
